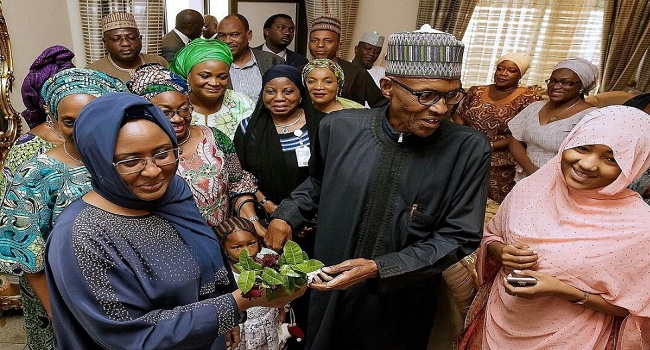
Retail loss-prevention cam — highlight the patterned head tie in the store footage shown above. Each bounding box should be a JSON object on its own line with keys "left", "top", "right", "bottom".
{"left": 170, "top": 38, "right": 234, "bottom": 79}
{"left": 385, "top": 24, "right": 464, "bottom": 79}
{"left": 21, "top": 45, "right": 76, "bottom": 128}
{"left": 302, "top": 58, "right": 345, "bottom": 92}
{"left": 41, "top": 68, "right": 126, "bottom": 120}
{"left": 128, "top": 63, "right": 189, "bottom": 100}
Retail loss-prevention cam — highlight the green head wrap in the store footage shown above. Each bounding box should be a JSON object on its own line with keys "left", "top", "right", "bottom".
{"left": 41, "top": 68, "right": 126, "bottom": 120}
{"left": 301, "top": 58, "right": 345, "bottom": 92}
{"left": 170, "top": 39, "right": 234, "bottom": 79}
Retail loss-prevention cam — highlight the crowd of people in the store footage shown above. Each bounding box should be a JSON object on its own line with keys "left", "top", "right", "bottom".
{"left": 0, "top": 8, "right": 648, "bottom": 350}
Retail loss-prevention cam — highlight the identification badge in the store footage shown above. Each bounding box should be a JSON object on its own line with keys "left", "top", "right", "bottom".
{"left": 296, "top": 145, "right": 311, "bottom": 167}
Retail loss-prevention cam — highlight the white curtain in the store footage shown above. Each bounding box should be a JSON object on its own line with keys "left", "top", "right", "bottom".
{"left": 460, "top": 0, "right": 605, "bottom": 90}
{"left": 79, "top": 0, "right": 165, "bottom": 64}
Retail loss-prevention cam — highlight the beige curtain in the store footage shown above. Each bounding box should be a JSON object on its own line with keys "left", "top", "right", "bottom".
{"left": 635, "top": 49, "right": 650, "bottom": 92}
{"left": 305, "top": 0, "right": 359, "bottom": 59}
{"left": 416, "top": 0, "right": 478, "bottom": 39}
{"left": 79, "top": 0, "right": 165, "bottom": 64}
{"left": 600, "top": 0, "right": 650, "bottom": 92}
{"left": 461, "top": 0, "right": 604, "bottom": 89}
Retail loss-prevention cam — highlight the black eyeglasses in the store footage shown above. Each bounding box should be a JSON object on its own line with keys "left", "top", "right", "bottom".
{"left": 544, "top": 78, "right": 581, "bottom": 88}
{"left": 113, "top": 148, "right": 181, "bottom": 175}
{"left": 159, "top": 104, "right": 194, "bottom": 120}
{"left": 389, "top": 78, "right": 466, "bottom": 106}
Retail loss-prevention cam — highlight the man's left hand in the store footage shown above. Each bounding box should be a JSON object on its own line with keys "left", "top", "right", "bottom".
{"left": 309, "top": 259, "right": 379, "bottom": 291}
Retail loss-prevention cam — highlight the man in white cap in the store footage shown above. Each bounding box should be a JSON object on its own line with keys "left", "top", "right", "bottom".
{"left": 86, "top": 12, "right": 168, "bottom": 82}
{"left": 352, "top": 31, "right": 385, "bottom": 87}
{"left": 265, "top": 25, "right": 490, "bottom": 349}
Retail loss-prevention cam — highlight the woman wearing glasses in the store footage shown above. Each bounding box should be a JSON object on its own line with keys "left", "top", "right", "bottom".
{"left": 45, "top": 93, "right": 304, "bottom": 349}
{"left": 454, "top": 53, "right": 542, "bottom": 202}
{"left": 0, "top": 68, "right": 125, "bottom": 349}
{"left": 508, "top": 58, "right": 598, "bottom": 180}
{"left": 128, "top": 64, "right": 261, "bottom": 234}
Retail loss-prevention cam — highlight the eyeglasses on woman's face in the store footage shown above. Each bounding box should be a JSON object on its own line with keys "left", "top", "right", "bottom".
{"left": 113, "top": 148, "right": 181, "bottom": 175}
{"left": 545, "top": 78, "right": 581, "bottom": 88}
{"left": 159, "top": 104, "right": 193, "bottom": 120}
{"left": 390, "top": 78, "right": 466, "bottom": 106}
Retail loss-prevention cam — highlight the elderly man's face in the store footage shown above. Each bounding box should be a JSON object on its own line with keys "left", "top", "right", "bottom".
{"left": 381, "top": 76, "right": 462, "bottom": 138}
{"left": 103, "top": 28, "right": 142, "bottom": 62}
{"left": 309, "top": 30, "right": 339, "bottom": 59}
{"left": 354, "top": 42, "right": 382, "bottom": 69}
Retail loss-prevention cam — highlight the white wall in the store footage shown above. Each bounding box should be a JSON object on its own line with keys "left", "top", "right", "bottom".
{"left": 3, "top": 0, "right": 83, "bottom": 115}
{"left": 346, "top": 0, "right": 419, "bottom": 63}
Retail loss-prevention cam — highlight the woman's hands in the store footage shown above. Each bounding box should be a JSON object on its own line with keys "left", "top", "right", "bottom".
{"left": 488, "top": 241, "right": 538, "bottom": 271}
{"left": 503, "top": 269, "right": 571, "bottom": 300}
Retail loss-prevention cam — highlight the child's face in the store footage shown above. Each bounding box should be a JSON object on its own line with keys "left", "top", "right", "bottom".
{"left": 223, "top": 229, "right": 260, "bottom": 262}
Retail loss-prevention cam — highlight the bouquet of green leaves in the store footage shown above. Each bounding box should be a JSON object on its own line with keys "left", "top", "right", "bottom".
{"left": 236, "top": 240, "right": 324, "bottom": 300}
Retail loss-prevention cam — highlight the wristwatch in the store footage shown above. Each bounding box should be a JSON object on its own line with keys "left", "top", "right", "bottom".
{"left": 259, "top": 198, "right": 268, "bottom": 205}
{"left": 246, "top": 216, "right": 259, "bottom": 222}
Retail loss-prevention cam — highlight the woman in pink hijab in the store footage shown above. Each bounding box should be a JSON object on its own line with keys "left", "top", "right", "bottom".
{"left": 458, "top": 106, "right": 650, "bottom": 350}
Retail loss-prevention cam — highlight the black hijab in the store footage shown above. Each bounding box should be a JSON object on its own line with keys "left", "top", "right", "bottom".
{"left": 234, "top": 65, "right": 322, "bottom": 203}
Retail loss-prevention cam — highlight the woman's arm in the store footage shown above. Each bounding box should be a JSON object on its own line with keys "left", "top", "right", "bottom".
{"left": 508, "top": 137, "right": 539, "bottom": 176}
{"left": 503, "top": 269, "right": 630, "bottom": 318}
{"left": 233, "top": 195, "right": 267, "bottom": 236}
{"left": 491, "top": 135, "right": 512, "bottom": 151}
{"left": 24, "top": 271, "right": 52, "bottom": 318}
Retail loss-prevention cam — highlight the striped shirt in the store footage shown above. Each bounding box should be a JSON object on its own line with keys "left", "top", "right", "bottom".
{"left": 230, "top": 48, "right": 263, "bottom": 103}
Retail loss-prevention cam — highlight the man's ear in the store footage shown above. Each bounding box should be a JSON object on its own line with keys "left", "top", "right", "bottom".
{"left": 379, "top": 77, "right": 393, "bottom": 99}
{"left": 263, "top": 28, "right": 269, "bottom": 39}
{"left": 247, "top": 30, "right": 253, "bottom": 42}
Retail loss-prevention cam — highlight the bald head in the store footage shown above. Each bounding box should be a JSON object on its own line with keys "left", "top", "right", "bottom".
{"left": 175, "top": 9, "right": 204, "bottom": 40}
{"left": 203, "top": 15, "right": 218, "bottom": 39}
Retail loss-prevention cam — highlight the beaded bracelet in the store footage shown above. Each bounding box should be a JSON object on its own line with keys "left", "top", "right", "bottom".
{"left": 571, "top": 291, "right": 589, "bottom": 305}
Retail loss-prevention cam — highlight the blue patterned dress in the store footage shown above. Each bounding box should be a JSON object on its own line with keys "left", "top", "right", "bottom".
{"left": 0, "top": 153, "right": 91, "bottom": 349}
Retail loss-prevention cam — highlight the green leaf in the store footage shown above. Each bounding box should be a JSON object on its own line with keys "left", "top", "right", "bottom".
{"left": 282, "top": 275, "right": 297, "bottom": 294}
{"left": 266, "top": 288, "right": 282, "bottom": 301}
{"left": 238, "top": 249, "right": 262, "bottom": 270}
{"left": 233, "top": 263, "right": 244, "bottom": 272}
{"left": 302, "top": 251, "right": 309, "bottom": 261}
{"left": 279, "top": 264, "right": 301, "bottom": 277}
{"left": 261, "top": 267, "right": 284, "bottom": 285}
{"left": 283, "top": 240, "right": 304, "bottom": 265}
{"left": 237, "top": 270, "right": 256, "bottom": 293}
{"left": 294, "top": 259, "right": 324, "bottom": 273}
{"left": 278, "top": 253, "right": 288, "bottom": 266}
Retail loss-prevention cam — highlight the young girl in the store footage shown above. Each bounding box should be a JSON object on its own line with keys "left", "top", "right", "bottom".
{"left": 215, "top": 217, "right": 286, "bottom": 350}
{"left": 458, "top": 106, "right": 650, "bottom": 349}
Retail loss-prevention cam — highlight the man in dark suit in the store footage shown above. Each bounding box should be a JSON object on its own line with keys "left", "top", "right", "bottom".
{"left": 307, "top": 16, "right": 387, "bottom": 107}
{"left": 217, "top": 14, "right": 285, "bottom": 102}
{"left": 253, "top": 14, "right": 308, "bottom": 68}
{"left": 161, "top": 9, "right": 203, "bottom": 63}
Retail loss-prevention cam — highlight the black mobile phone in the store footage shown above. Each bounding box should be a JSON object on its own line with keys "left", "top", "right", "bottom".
{"left": 506, "top": 276, "right": 538, "bottom": 287}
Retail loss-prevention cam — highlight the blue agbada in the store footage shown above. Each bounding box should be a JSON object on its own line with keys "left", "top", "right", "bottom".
{"left": 45, "top": 93, "right": 240, "bottom": 349}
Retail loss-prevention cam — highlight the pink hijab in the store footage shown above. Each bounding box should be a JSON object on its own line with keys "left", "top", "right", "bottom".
{"left": 481, "top": 106, "right": 650, "bottom": 349}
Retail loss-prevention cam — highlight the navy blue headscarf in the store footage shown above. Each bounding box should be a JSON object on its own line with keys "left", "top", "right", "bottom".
{"left": 73, "top": 92, "right": 227, "bottom": 291}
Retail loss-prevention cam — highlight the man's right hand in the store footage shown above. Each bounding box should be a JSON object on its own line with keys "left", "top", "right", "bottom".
{"left": 264, "top": 218, "right": 292, "bottom": 250}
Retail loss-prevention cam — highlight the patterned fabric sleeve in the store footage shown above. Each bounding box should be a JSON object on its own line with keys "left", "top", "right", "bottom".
{"left": 456, "top": 85, "right": 480, "bottom": 123}
{"left": 210, "top": 127, "right": 257, "bottom": 197}
{"left": 0, "top": 136, "right": 54, "bottom": 199}
{"left": 0, "top": 156, "right": 91, "bottom": 274}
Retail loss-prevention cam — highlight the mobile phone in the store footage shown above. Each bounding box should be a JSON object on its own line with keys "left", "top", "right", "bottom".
{"left": 506, "top": 276, "right": 538, "bottom": 287}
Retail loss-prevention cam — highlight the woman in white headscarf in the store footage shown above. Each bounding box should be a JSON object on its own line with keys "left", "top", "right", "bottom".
{"left": 454, "top": 53, "right": 542, "bottom": 202}
{"left": 507, "top": 57, "right": 598, "bottom": 181}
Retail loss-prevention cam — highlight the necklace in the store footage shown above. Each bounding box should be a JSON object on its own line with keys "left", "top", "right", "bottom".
{"left": 63, "top": 142, "right": 83, "bottom": 164}
{"left": 274, "top": 110, "right": 303, "bottom": 134}
{"left": 548, "top": 99, "right": 580, "bottom": 122}
{"left": 107, "top": 54, "right": 145, "bottom": 73}
{"left": 178, "top": 129, "right": 191, "bottom": 146}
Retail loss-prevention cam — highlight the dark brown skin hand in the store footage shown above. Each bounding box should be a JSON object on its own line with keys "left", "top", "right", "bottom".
{"left": 488, "top": 241, "right": 538, "bottom": 271}
{"left": 225, "top": 325, "right": 240, "bottom": 349}
{"left": 309, "top": 259, "right": 379, "bottom": 291}
{"left": 263, "top": 219, "right": 293, "bottom": 250}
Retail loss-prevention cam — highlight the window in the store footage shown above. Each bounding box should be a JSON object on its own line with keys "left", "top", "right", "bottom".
{"left": 460, "top": 0, "right": 604, "bottom": 89}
